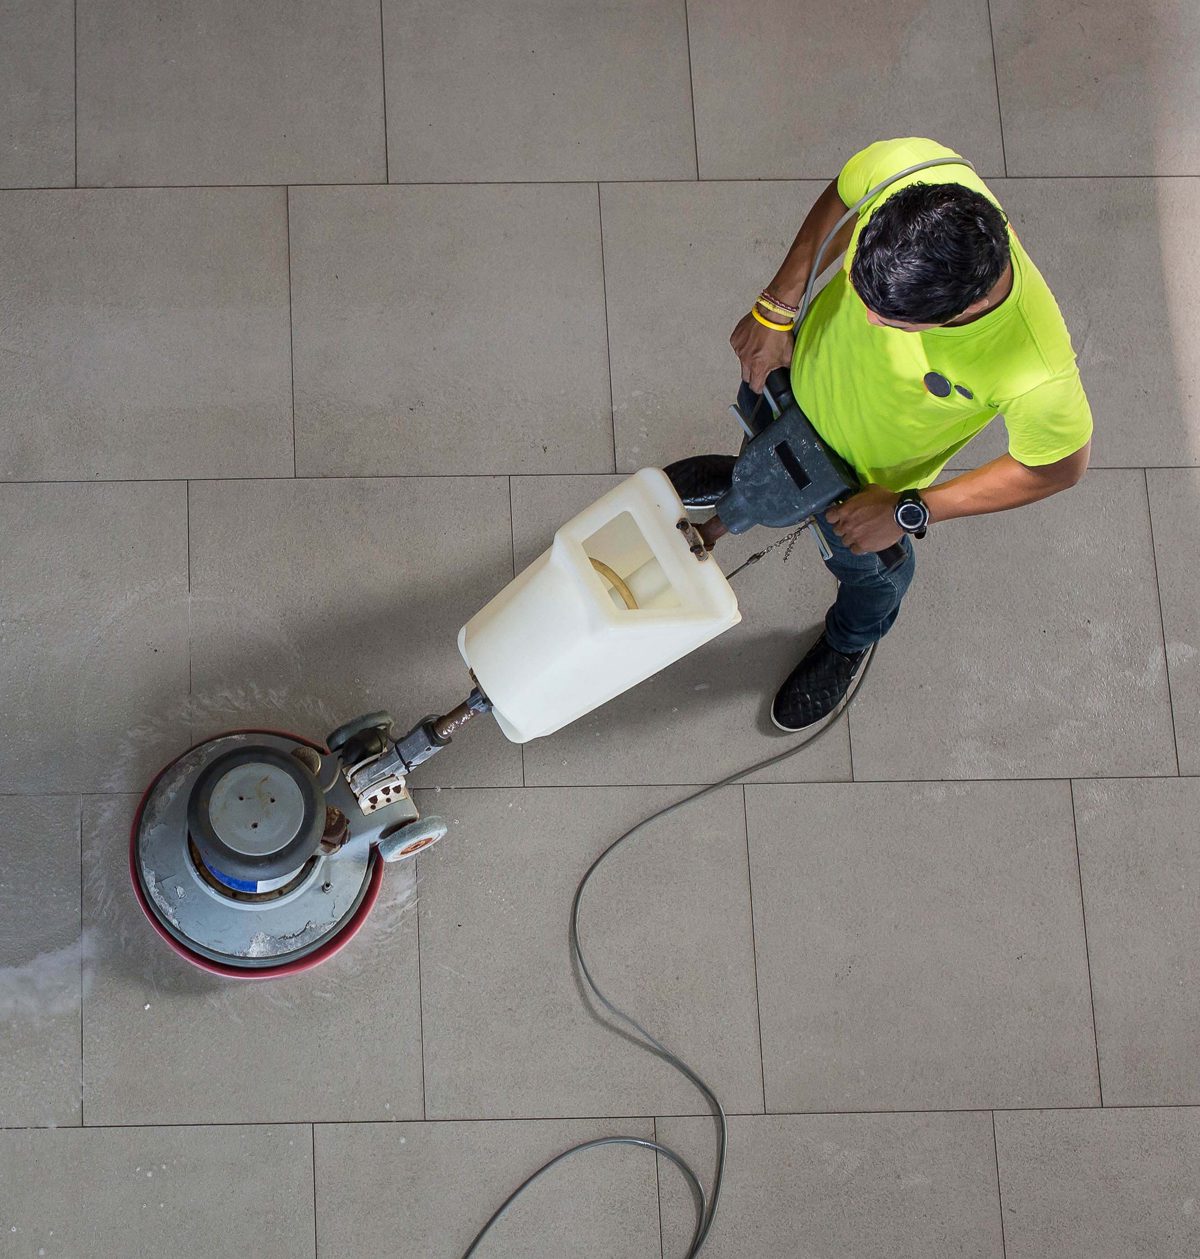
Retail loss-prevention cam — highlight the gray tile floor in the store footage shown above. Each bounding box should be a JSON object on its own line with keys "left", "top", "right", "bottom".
{"left": 2, "top": 2, "right": 1198, "bottom": 1256}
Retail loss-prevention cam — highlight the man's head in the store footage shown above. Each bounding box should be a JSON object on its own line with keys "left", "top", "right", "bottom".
{"left": 849, "top": 183, "right": 1010, "bottom": 331}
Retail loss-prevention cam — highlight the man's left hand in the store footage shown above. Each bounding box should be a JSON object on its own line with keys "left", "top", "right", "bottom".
{"left": 825, "top": 485, "right": 904, "bottom": 554}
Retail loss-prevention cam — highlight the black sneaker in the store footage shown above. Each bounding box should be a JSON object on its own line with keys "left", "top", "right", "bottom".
{"left": 771, "top": 634, "right": 873, "bottom": 732}
{"left": 663, "top": 454, "right": 737, "bottom": 509}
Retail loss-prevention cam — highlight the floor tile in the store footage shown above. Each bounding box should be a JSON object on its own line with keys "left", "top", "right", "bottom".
{"left": 992, "top": 0, "right": 1200, "bottom": 175}
{"left": 995, "top": 1107, "right": 1200, "bottom": 1258}
{"left": 0, "top": 482, "right": 189, "bottom": 794}
{"left": 0, "top": 188, "right": 293, "bottom": 481}
{"left": 0, "top": 1124, "right": 314, "bottom": 1258}
{"left": 0, "top": 0, "right": 73, "bottom": 188}
{"left": 996, "top": 177, "right": 1200, "bottom": 467}
{"left": 1074, "top": 778, "right": 1200, "bottom": 1105}
{"left": 0, "top": 796, "right": 81, "bottom": 1128}
{"left": 747, "top": 780, "right": 1098, "bottom": 1111}
{"left": 658, "top": 1112, "right": 1004, "bottom": 1259}
{"left": 382, "top": 0, "right": 694, "bottom": 182}
{"left": 77, "top": 0, "right": 384, "bottom": 185}
{"left": 687, "top": 0, "right": 1004, "bottom": 179}
{"left": 417, "top": 785, "right": 764, "bottom": 1118}
{"left": 82, "top": 796, "right": 423, "bottom": 1124}
{"left": 188, "top": 477, "right": 521, "bottom": 789}
{"left": 316, "top": 1118, "right": 659, "bottom": 1258}
{"left": 1147, "top": 469, "right": 1200, "bottom": 772}
{"left": 848, "top": 470, "right": 1176, "bottom": 780}
{"left": 290, "top": 185, "right": 612, "bottom": 477}
{"left": 510, "top": 474, "right": 850, "bottom": 786}
{"left": 600, "top": 181, "right": 818, "bottom": 473}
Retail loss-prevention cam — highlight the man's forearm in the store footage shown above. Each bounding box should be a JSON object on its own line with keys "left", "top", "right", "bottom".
{"left": 924, "top": 447, "right": 1090, "bottom": 524}
{"left": 766, "top": 179, "right": 855, "bottom": 306}
{"left": 826, "top": 444, "right": 1090, "bottom": 554}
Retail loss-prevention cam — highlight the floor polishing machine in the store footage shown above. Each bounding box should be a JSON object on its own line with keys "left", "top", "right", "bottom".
{"left": 132, "top": 154, "right": 964, "bottom": 981}
{"left": 130, "top": 371, "right": 897, "bottom": 979}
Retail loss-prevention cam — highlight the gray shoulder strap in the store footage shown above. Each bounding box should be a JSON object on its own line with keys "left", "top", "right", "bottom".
{"left": 797, "top": 155, "right": 977, "bottom": 325}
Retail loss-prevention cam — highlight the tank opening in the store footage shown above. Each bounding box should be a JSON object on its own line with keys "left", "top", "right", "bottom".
{"left": 582, "top": 511, "right": 682, "bottom": 612}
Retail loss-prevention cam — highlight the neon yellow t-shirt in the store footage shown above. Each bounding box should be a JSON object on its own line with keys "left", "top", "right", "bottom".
{"left": 791, "top": 137, "right": 1093, "bottom": 491}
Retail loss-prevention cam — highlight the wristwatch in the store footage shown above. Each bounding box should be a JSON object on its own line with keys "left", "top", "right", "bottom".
{"left": 894, "top": 490, "right": 930, "bottom": 539}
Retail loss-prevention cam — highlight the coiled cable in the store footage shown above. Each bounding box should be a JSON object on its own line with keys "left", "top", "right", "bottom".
{"left": 460, "top": 646, "right": 875, "bottom": 1257}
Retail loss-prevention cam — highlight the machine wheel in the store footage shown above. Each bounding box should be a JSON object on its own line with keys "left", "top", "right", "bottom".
{"left": 326, "top": 710, "right": 395, "bottom": 754}
{"left": 377, "top": 815, "right": 449, "bottom": 863}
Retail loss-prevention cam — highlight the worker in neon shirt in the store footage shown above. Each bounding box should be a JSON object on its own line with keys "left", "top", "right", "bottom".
{"left": 720, "top": 136, "right": 1092, "bottom": 731}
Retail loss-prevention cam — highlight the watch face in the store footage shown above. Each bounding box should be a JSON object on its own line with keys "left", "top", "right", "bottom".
{"left": 897, "top": 499, "right": 927, "bottom": 530}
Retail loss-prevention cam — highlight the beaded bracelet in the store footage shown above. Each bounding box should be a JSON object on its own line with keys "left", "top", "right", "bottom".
{"left": 750, "top": 307, "right": 795, "bottom": 332}
{"left": 755, "top": 297, "right": 796, "bottom": 321}
{"left": 757, "top": 290, "right": 799, "bottom": 318}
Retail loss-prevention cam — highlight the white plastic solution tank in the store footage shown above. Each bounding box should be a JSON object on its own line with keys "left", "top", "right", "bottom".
{"left": 458, "top": 468, "right": 741, "bottom": 743}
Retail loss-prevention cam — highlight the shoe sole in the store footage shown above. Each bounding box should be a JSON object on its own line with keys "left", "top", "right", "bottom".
{"left": 769, "top": 642, "right": 876, "bottom": 735}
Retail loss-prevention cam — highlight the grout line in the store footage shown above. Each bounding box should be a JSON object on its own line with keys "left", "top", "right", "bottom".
{"left": 653, "top": 1116, "right": 666, "bottom": 1259}
{"left": 990, "top": 173, "right": 1200, "bottom": 180}
{"left": 4, "top": 174, "right": 1199, "bottom": 194}
{"left": 434, "top": 769, "right": 1183, "bottom": 789}
{"left": 991, "top": 1111, "right": 1009, "bottom": 1258}
{"left": 2, "top": 465, "right": 1197, "bottom": 488}
{"left": 596, "top": 183, "right": 618, "bottom": 473}
{"left": 310, "top": 1123, "right": 319, "bottom": 1258}
{"left": 388, "top": 1101, "right": 1189, "bottom": 1120}
{"left": 17, "top": 768, "right": 1200, "bottom": 802}
{"left": 506, "top": 476, "right": 518, "bottom": 580}
{"left": 1144, "top": 469, "right": 1182, "bottom": 775}
{"left": 0, "top": 470, "right": 630, "bottom": 486}
{"left": 186, "top": 481, "right": 193, "bottom": 700}
{"left": 846, "top": 707, "right": 857, "bottom": 782}
{"left": 185, "top": 481, "right": 192, "bottom": 592}
{"left": 285, "top": 189, "right": 298, "bottom": 477}
{"left": 741, "top": 785, "right": 768, "bottom": 1114}
{"left": 1, "top": 791, "right": 108, "bottom": 797}
{"left": 507, "top": 477, "right": 527, "bottom": 788}
{"left": 414, "top": 861, "right": 428, "bottom": 1122}
{"left": 984, "top": 0, "right": 1009, "bottom": 177}
{"left": 682, "top": 0, "right": 700, "bottom": 179}
{"left": 72, "top": 0, "right": 78, "bottom": 187}
{"left": 9, "top": 1101, "right": 1197, "bottom": 1136}
{"left": 1069, "top": 779, "right": 1105, "bottom": 1106}
{"left": 78, "top": 802, "right": 84, "bottom": 1127}
{"left": 2, "top": 769, "right": 1194, "bottom": 810}
{"left": 378, "top": 0, "right": 389, "bottom": 184}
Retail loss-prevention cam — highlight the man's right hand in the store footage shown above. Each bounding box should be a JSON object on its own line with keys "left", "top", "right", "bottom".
{"left": 730, "top": 312, "right": 795, "bottom": 392}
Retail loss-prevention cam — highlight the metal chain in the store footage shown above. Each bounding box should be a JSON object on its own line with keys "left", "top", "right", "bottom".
{"left": 723, "top": 522, "right": 810, "bottom": 582}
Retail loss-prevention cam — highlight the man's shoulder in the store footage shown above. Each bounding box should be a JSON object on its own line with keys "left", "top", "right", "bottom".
{"left": 837, "top": 138, "right": 963, "bottom": 200}
{"left": 1002, "top": 246, "right": 1084, "bottom": 391}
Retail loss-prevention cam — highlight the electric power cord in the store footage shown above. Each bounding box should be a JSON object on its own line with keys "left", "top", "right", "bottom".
{"left": 460, "top": 643, "right": 876, "bottom": 1257}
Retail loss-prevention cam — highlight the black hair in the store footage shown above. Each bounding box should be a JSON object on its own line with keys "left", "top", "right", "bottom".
{"left": 848, "top": 182, "right": 1010, "bottom": 324}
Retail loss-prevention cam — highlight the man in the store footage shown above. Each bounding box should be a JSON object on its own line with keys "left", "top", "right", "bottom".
{"left": 708, "top": 136, "right": 1093, "bottom": 731}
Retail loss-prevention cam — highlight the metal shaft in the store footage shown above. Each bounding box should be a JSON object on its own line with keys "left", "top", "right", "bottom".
{"left": 431, "top": 687, "right": 492, "bottom": 742}
{"left": 696, "top": 515, "right": 728, "bottom": 551}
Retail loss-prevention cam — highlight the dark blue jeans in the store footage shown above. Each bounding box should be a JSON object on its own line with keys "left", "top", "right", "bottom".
{"left": 811, "top": 511, "right": 916, "bottom": 654}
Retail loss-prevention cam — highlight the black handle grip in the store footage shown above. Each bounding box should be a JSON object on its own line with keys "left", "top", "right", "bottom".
{"left": 876, "top": 541, "right": 907, "bottom": 568}
{"left": 737, "top": 368, "right": 797, "bottom": 441}
{"left": 761, "top": 367, "right": 795, "bottom": 416}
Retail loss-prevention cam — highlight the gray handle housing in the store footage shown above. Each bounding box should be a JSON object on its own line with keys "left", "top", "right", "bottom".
{"left": 716, "top": 369, "right": 859, "bottom": 533}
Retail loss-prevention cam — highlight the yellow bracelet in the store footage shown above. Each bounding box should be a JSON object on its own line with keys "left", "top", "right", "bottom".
{"left": 750, "top": 306, "right": 795, "bottom": 332}
{"left": 756, "top": 292, "right": 800, "bottom": 319}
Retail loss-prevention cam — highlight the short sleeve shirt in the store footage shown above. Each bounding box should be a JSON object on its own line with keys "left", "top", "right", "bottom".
{"left": 789, "top": 137, "right": 1093, "bottom": 490}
